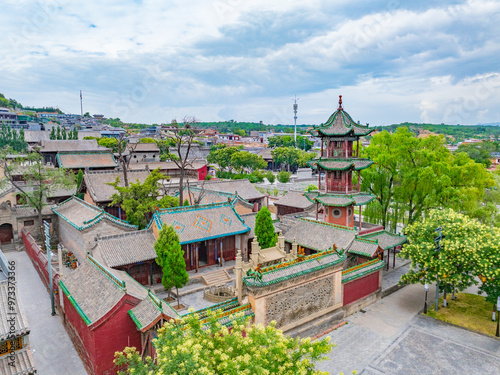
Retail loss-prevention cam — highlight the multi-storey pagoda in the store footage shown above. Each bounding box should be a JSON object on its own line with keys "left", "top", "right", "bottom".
{"left": 308, "top": 96, "right": 377, "bottom": 229}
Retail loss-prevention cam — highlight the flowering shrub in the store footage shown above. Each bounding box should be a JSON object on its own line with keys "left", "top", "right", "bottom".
{"left": 115, "top": 310, "right": 333, "bottom": 375}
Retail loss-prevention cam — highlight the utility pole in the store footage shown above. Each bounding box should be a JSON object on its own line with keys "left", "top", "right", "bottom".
{"left": 293, "top": 96, "right": 298, "bottom": 148}
{"left": 80, "top": 90, "right": 83, "bottom": 116}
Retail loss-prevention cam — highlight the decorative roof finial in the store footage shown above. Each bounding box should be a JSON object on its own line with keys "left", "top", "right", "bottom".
{"left": 338, "top": 95, "right": 343, "bottom": 110}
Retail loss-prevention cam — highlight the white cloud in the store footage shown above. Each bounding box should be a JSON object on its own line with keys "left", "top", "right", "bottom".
{"left": 0, "top": 0, "right": 499, "bottom": 125}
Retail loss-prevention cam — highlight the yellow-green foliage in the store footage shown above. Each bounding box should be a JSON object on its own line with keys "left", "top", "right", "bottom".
{"left": 115, "top": 310, "right": 332, "bottom": 375}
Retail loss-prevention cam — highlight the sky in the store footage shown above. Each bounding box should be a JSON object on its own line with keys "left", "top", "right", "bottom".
{"left": 1, "top": 0, "right": 499, "bottom": 126}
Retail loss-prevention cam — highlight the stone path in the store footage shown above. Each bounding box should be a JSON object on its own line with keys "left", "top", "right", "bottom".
{"left": 6, "top": 251, "right": 88, "bottom": 375}
{"left": 317, "top": 283, "right": 500, "bottom": 375}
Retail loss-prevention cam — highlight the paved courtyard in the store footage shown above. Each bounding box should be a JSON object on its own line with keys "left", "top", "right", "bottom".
{"left": 317, "top": 283, "right": 500, "bottom": 375}
{"left": 6, "top": 251, "right": 87, "bottom": 375}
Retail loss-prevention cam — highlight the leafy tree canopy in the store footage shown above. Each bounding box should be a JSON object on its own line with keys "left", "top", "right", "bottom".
{"left": 108, "top": 168, "right": 178, "bottom": 229}
{"left": 254, "top": 206, "right": 277, "bottom": 249}
{"left": 115, "top": 310, "right": 332, "bottom": 375}
{"left": 154, "top": 225, "right": 189, "bottom": 306}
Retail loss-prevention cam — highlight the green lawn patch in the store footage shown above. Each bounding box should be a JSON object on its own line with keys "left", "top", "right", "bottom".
{"left": 426, "top": 293, "right": 498, "bottom": 337}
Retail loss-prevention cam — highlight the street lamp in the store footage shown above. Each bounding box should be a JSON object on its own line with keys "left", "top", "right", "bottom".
{"left": 424, "top": 283, "right": 429, "bottom": 314}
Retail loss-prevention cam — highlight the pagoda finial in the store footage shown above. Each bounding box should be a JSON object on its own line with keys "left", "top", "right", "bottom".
{"left": 338, "top": 95, "right": 343, "bottom": 110}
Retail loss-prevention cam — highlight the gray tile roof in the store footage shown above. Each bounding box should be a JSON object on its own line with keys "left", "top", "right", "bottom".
{"left": 129, "top": 293, "right": 178, "bottom": 331}
{"left": 57, "top": 151, "right": 118, "bottom": 169}
{"left": 84, "top": 169, "right": 150, "bottom": 203}
{"left": 348, "top": 238, "right": 381, "bottom": 257}
{"left": 0, "top": 283, "right": 30, "bottom": 340}
{"left": 60, "top": 257, "right": 148, "bottom": 325}
{"left": 257, "top": 148, "right": 273, "bottom": 160}
{"left": 96, "top": 230, "right": 157, "bottom": 268}
{"left": 52, "top": 196, "right": 138, "bottom": 231}
{"left": 203, "top": 179, "right": 265, "bottom": 201}
{"left": 0, "top": 348, "right": 36, "bottom": 375}
{"left": 283, "top": 218, "right": 356, "bottom": 252}
{"left": 310, "top": 108, "right": 373, "bottom": 137}
{"left": 359, "top": 230, "right": 407, "bottom": 250}
{"left": 275, "top": 191, "right": 315, "bottom": 209}
{"left": 240, "top": 212, "right": 279, "bottom": 239}
{"left": 154, "top": 202, "right": 250, "bottom": 244}
{"left": 40, "top": 139, "right": 102, "bottom": 153}
{"left": 16, "top": 205, "right": 56, "bottom": 218}
{"left": 181, "top": 187, "right": 253, "bottom": 208}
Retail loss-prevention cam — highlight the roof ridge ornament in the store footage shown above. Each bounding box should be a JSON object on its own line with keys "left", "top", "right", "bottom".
{"left": 338, "top": 95, "right": 343, "bottom": 110}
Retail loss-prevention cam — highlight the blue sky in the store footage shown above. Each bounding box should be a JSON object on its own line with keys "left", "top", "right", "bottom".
{"left": 1, "top": 0, "right": 499, "bottom": 126}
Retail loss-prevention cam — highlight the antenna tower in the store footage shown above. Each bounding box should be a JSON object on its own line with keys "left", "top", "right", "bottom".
{"left": 293, "top": 95, "right": 299, "bottom": 147}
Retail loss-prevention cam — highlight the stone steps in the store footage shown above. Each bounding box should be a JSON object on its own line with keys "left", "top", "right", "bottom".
{"left": 201, "top": 269, "right": 232, "bottom": 286}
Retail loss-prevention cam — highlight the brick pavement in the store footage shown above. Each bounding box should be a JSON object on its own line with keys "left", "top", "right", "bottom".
{"left": 316, "top": 283, "right": 500, "bottom": 375}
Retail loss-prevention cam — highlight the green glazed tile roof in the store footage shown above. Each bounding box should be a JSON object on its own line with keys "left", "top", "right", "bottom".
{"left": 359, "top": 230, "right": 407, "bottom": 250}
{"left": 307, "top": 158, "right": 374, "bottom": 171}
{"left": 309, "top": 107, "right": 374, "bottom": 137}
{"left": 342, "top": 259, "right": 385, "bottom": 283}
{"left": 310, "top": 107, "right": 374, "bottom": 137}
{"left": 348, "top": 237, "right": 381, "bottom": 257}
{"left": 314, "top": 193, "right": 376, "bottom": 207}
{"left": 243, "top": 250, "right": 346, "bottom": 287}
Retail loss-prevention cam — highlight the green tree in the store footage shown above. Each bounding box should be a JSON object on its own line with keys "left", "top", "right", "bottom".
{"left": 0, "top": 125, "right": 27, "bottom": 152}
{"left": 75, "top": 169, "right": 84, "bottom": 199}
{"left": 476, "top": 228, "right": 500, "bottom": 318}
{"left": 0, "top": 152, "right": 74, "bottom": 240}
{"left": 56, "top": 126, "right": 61, "bottom": 140}
{"left": 230, "top": 151, "right": 267, "bottom": 173}
{"left": 362, "top": 128, "right": 494, "bottom": 229}
{"left": 305, "top": 184, "right": 318, "bottom": 192}
{"left": 207, "top": 145, "right": 239, "bottom": 172}
{"left": 266, "top": 171, "right": 275, "bottom": 183}
{"left": 399, "top": 209, "right": 486, "bottom": 307}
{"left": 254, "top": 206, "right": 277, "bottom": 249}
{"left": 457, "top": 142, "right": 496, "bottom": 168}
{"left": 154, "top": 225, "right": 189, "bottom": 307}
{"left": 50, "top": 127, "right": 56, "bottom": 140}
{"left": 97, "top": 137, "right": 120, "bottom": 152}
{"left": 271, "top": 147, "right": 315, "bottom": 172}
{"left": 108, "top": 169, "right": 178, "bottom": 229}
{"left": 139, "top": 137, "right": 156, "bottom": 143}
{"left": 268, "top": 135, "right": 314, "bottom": 151}
{"left": 277, "top": 170, "right": 291, "bottom": 183}
{"left": 115, "top": 309, "right": 332, "bottom": 375}
{"left": 183, "top": 199, "right": 190, "bottom": 206}
{"left": 61, "top": 127, "right": 67, "bottom": 140}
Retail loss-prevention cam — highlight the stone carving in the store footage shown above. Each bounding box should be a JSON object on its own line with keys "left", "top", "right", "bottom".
{"left": 265, "top": 276, "right": 334, "bottom": 328}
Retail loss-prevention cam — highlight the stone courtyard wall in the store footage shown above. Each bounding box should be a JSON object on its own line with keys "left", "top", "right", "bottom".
{"left": 247, "top": 265, "right": 343, "bottom": 332}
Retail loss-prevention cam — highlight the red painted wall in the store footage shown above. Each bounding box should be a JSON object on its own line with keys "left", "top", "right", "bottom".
{"left": 343, "top": 270, "right": 380, "bottom": 306}
{"left": 197, "top": 165, "right": 207, "bottom": 180}
{"left": 324, "top": 205, "right": 354, "bottom": 227}
{"left": 93, "top": 296, "right": 143, "bottom": 375}
{"left": 63, "top": 292, "right": 143, "bottom": 375}
{"left": 63, "top": 291, "right": 97, "bottom": 374}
